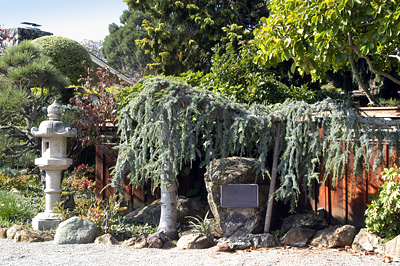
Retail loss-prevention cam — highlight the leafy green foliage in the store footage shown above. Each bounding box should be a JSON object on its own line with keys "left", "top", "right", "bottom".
{"left": 0, "top": 190, "right": 41, "bottom": 226}
{"left": 253, "top": 0, "right": 400, "bottom": 105}
{"left": 365, "top": 166, "right": 400, "bottom": 240}
{"left": 124, "top": 0, "right": 269, "bottom": 74}
{"left": 102, "top": 10, "right": 154, "bottom": 76}
{"left": 0, "top": 168, "right": 43, "bottom": 196}
{"left": 112, "top": 76, "right": 400, "bottom": 211}
{"left": 33, "top": 36, "right": 93, "bottom": 85}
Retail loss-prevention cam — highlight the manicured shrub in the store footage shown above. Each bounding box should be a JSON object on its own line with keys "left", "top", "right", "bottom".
{"left": 365, "top": 166, "right": 400, "bottom": 240}
{"left": 33, "top": 36, "right": 93, "bottom": 84}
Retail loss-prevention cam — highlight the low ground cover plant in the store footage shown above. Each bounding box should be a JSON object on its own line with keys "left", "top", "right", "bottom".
{"left": 0, "top": 190, "right": 41, "bottom": 227}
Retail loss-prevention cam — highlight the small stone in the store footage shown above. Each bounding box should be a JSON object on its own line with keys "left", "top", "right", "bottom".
{"left": 134, "top": 235, "right": 148, "bottom": 249}
{"left": 162, "top": 240, "right": 176, "bottom": 249}
{"left": 309, "top": 225, "right": 356, "bottom": 248}
{"left": 7, "top": 225, "right": 23, "bottom": 240}
{"left": 352, "top": 228, "right": 383, "bottom": 253}
{"left": 94, "top": 233, "right": 119, "bottom": 245}
{"left": 14, "top": 230, "right": 42, "bottom": 242}
{"left": 385, "top": 235, "right": 400, "bottom": 259}
{"left": 209, "top": 244, "right": 231, "bottom": 252}
{"left": 122, "top": 237, "right": 137, "bottom": 247}
{"left": 0, "top": 228, "right": 7, "bottom": 238}
{"left": 37, "top": 231, "right": 54, "bottom": 241}
{"left": 177, "top": 233, "right": 215, "bottom": 249}
{"left": 147, "top": 236, "right": 163, "bottom": 248}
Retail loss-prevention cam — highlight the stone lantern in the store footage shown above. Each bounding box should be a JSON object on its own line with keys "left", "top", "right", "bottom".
{"left": 31, "top": 101, "right": 77, "bottom": 230}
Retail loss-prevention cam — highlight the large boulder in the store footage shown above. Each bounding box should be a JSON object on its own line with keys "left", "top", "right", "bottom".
{"left": 177, "top": 233, "right": 214, "bottom": 249}
{"left": 54, "top": 217, "right": 98, "bottom": 244}
{"left": 352, "top": 228, "right": 383, "bottom": 253}
{"left": 281, "top": 213, "right": 328, "bottom": 233}
{"left": 124, "top": 196, "right": 210, "bottom": 225}
{"left": 309, "top": 225, "right": 356, "bottom": 248}
{"left": 205, "top": 157, "right": 269, "bottom": 238}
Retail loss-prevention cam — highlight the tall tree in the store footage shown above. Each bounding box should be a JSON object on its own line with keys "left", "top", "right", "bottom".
{"left": 0, "top": 41, "right": 69, "bottom": 168}
{"left": 102, "top": 10, "right": 154, "bottom": 76}
{"left": 253, "top": 0, "right": 400, "bottom": 105}
{"left": 124, "top": 0, "right": 269, "bottom": 75}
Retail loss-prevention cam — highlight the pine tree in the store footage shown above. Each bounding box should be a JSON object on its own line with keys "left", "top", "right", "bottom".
{"left": 0, "top": 41, "right": 69, "bottom": 168}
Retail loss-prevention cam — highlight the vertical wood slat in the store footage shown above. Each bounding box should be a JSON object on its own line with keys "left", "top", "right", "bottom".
{"left": 311, "top": 143, "right": 394, "bottom": 228}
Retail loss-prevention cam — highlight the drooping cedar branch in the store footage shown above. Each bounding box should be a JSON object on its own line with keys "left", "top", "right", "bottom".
{"left": 112, "top": 76, "right": 400, "bottom": 211}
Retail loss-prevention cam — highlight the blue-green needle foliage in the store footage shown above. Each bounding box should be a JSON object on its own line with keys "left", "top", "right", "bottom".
{"left": 112, "top": 76, "right": 400, "bottom": 210}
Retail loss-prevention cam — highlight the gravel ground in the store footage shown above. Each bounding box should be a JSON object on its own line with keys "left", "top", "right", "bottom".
{"left": 1, "top": 239, "right": 398, "bottom": 266}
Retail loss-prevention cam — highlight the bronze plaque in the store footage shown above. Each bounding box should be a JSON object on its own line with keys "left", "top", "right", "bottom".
{"left": 220, "top": 184, "right": 259, "bottom": 208}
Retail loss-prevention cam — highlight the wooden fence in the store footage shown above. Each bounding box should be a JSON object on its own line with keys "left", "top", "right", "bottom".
{"left": 299, "top": 144, "right": 398, "bottom": 228}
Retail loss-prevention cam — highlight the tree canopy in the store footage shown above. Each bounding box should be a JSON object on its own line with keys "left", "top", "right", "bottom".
{"left": 253, "top": 0, "right": 400, "bottom": 105}
{"left": 102, "top": 10, "right": 154, "bottom": 76}
{"left": 123, "top": 0, "right": 269, "bottom": 75}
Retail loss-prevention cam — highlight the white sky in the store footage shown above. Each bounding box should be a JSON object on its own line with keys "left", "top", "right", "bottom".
{"left": 1, "top": 0, "right": 128, "bottom": 42}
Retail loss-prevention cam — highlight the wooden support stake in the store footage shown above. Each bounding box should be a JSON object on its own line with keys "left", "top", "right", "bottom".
{"left": 264, "top": 121, "right": 282, "bottom": 233}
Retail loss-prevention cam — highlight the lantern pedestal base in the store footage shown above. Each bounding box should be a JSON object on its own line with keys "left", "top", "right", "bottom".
{"left": 32, "top": 212, "right": 61, "bottom": 231}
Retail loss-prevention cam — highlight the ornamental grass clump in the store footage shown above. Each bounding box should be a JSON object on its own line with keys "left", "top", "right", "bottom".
{"left": 365, "top": 166, "right": 400, "bottom": 240}
{"left": 0, "top": 190, "right": 39, "bottom": 226}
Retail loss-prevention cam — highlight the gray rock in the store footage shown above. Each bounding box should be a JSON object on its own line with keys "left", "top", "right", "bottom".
{"left": 219, "top": 233, "right": 277, "bottom": 250}
{"left": 309, "top": 225, "right": 356, "bottom": 248}
{"left": 205, "top": 157, "right": 268, "bottom": 238}
{"left": 177, "top": 233, "right": 215, "bottom": 249}
{"left": 6, "top": 225, "right": 23, "bottom": 240}
{"left": 124, "top": 197, "right": 210, "bottom": 225}
{"left": 280, "top": 228, "right": 316, "bottom": 247}
{"left": 352, "top": 228, "right": 383, "bottom": 253}
{"left": 54, "top": 217, "right": 98, "bottom": 244}
{"left": 281, "top": 213, "right": 328, "bottom": 233}
{"left": 385, "top": 235, "right": 400, "bottom": 259}
{"left": 94, "top": 233, "right": 119, "bottom": 245}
